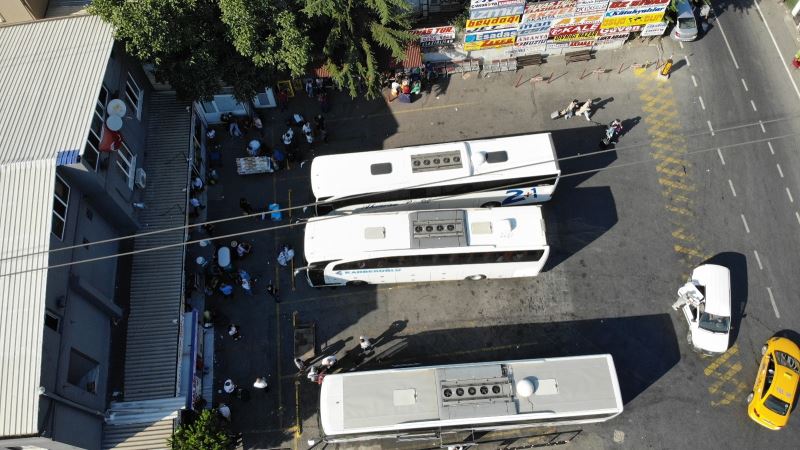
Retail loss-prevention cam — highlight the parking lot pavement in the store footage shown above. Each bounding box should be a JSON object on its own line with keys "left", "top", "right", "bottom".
{"left": 199, "top": 38, "right": 799, "bottom": 449}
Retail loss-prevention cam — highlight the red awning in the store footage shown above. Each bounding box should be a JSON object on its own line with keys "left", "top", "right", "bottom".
{"left": 400, "top": 42, "right": 422, "bottom": 69}
{"left": 313, "top": 65, "right": 331, "bottom": 78}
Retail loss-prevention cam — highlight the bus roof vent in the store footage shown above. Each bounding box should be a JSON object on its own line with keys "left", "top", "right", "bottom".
{"left": 410, "top": 150, "right": 463, "bottom": 173}
{"left": 470, "top": 222, "right": 492, "bottom": 235}
{"left": 410, "top": 210, "right": 467, "bottom": 248}
{"left": 364, "top": 227, "right": 386, "bottom": 239}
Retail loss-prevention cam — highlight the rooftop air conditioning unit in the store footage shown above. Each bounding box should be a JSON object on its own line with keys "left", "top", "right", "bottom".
{"left": 135, "top": 168, "right": 146, "bottom": 189}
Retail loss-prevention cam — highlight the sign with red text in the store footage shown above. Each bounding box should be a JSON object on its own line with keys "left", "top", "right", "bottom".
{"left": 608, "top": 0, "right": 669, "bottom": 9}
{"left": 549, "top": 22, "right": 600, "bottom": 37}
{"left": 464, "top": 36, "right": 516, "bottom": 51}
{"left": 523, "top": 0, "right": 576, "bottom": 21}
{"left": 550, "top": 14, "right": 604, "bottom": 26}
{"left": 411, "top": 26, "right": 456, "bottom": 47}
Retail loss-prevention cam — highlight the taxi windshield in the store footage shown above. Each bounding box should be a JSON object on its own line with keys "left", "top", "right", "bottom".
{"left": 764, "top": 395, "right": 790, "bottom": 416}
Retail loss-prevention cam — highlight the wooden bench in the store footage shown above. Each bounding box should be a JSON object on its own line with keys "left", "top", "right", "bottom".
{"left": 565, "top": 49, "right": 594, "bottom": 64}
{"left": 517, "top": 54, "right": 546, "bottom": 67}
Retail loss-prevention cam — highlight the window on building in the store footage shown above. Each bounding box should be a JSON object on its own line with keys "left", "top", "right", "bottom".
{"left": 124, "top": 73, "right": 143, "bottom": 120}
{"left": 67, "top": 349, "right": 99, "bottom": 393}
{"left": 83, "top": 85, "right": 108, "bottom": 171}
{"left": 52, "top": 174, "right": 70, "bottom": 240}
{"left": 44, "top": 311, "right": 60, "bottom": 332}
{"left": 115, "top": 139, "right": 135, "bottom": 188}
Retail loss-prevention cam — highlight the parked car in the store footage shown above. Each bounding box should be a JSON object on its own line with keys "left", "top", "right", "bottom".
{"left": 747, "top": 337, "right": 800, "bottom": 430}
{"left": 671, "top": 0, "right": 699, "bottom": 42}
{"left": 673, "top": 264, "right": 731, "bottom": 355}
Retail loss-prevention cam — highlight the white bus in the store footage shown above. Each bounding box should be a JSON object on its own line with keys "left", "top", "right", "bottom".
{"left": 310, "top": 133, "right": 560, "bottom": 215}
{"left": 301, "top": 205, "right": 549, "bottom": 287}
{"left": 320, "top": 354, "right": 623, "bottom": 443}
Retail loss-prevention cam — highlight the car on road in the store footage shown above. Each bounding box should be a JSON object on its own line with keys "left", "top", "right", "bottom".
{"left": 675, "top": 264, "right": 732, "bottom": 355}
{"left": 747, "top": 337, "right": 800, "bottom": 430}
{"left": 670, "top": 0, "right": 699, "bottom": 42}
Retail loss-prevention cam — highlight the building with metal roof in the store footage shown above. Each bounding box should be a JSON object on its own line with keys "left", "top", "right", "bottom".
{"left": 0, "top": 14, "right": 195, "bottom": 450}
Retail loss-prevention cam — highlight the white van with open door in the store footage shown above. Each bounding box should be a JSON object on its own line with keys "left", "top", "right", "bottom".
{"left": 672, "top": 264, "right": 732, "bottom": 355}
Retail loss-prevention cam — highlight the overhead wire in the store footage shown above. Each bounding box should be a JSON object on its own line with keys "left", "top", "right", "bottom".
{"left": 2, "top": 113, "right": 797, "bottom": 263}
{"left": 2, "top": 129, "right": 798, "bottom": 278}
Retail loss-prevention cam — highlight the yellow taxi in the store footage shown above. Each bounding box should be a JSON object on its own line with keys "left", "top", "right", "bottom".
{"left": 746, "top": 337, "right": 800, "bottom": 430}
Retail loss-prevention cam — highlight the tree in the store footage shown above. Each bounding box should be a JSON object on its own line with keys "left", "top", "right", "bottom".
{"left": 168, "top": 409, "right": 232, "bottom": 450}
{"left": 90, "top": 0, "right": 310, "bottom": 101}
{"left": 303, "top": 0, "right": 418, "bottom": 99}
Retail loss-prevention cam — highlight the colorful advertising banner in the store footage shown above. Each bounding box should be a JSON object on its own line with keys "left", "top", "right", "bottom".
{"left": 518, "top": 19, "right": 554, "bottom": 36}
{"left": 411, "top": 26, "right": 456, "bottom": 47}
{"left": 546, "top": 39, "right": 595, "bottom": 50}
{"left": 465, "top": 29, "right": 517, "bottom": 42}
{"left": 600, "top": 12, "right": 664, "bottom": 28}
{"left": 607, "top": 0, "right": 669, "bottom": 9}
{"left": 605, "top": 6, "right": 668, "bottom": 16}
{"left": 641, "top": 21, "right": 668, "bottom": 36}
{"left": 596, "top": 32, "right": 630, "bottom": 42}
{"left": 553, "top": 31, "right": 599, "bottom": 41}
{"left": 575, "top": 0, "right": 610, "bottom": 13}
{"left": 514, "top": 32, "right": 549, "bottom": 47}
{"left": 465, "top": 15, "right": 521, "bottom": 32}
{"left": 549, "top": 22, "right": 600, "bottom": 37}
{"left": 470, "top": 5, "right": 526, "bottom": 19}
{"left": 522, "top": 0, "right": 577, "bottom": 21}
{"left": 550, "top": 14, "right": 604, "bottom": 26}
{"left": 464, "top": 36, "right": 517, "bottom": 51}
{"left": 471, "top": 0, "right": 526, "bottom": 10}
{"left": 599, "top": 24, "right": 642, "bottom": 34}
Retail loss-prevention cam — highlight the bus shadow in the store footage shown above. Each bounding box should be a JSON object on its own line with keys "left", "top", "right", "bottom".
{"left": 542, "top": 185, "right": 618, "bottom": 270}
{"left": 549, "top": 127, "right": 618, "bottom": 190}
{"left": 361, "top": 313, "right": 679, "bottom": 404}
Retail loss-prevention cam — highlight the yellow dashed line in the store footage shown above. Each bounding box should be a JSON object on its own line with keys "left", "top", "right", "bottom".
{"left": 665, "top": 205, "right": 695, "bottom": 217}
{"left": 658, "top": 178, "right": 696, "bottom": 192}
{"left": 671, "top": 228, "right": 696, "bottom": 242}
{"left": 673, "top": 244, "right": 707, "bottom": 260}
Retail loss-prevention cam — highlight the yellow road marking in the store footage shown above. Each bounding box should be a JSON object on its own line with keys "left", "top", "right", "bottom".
{"left": 658, "top": 178, "right": 696, "bottom": 192}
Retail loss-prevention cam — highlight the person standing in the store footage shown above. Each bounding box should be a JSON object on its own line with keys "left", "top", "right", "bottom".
{"left": 307, "top": 366, "right": 320, "bottom": 383}
{"left": 321, "top": 355, "right": 337, "bottom": 369}
{"left": 253, "top": 377, "right": 269, "bottom": 392}
{"left": 294, "top": 358, "right": 308, "bottom": 371}
{"left": 240, "top": 198, "right": 255, "bottom": 216}
{"left": 314, "top": 114, "right": 327, "bottom": 142}
{"left": 238, "top": 269, "right": 253, "bottom": 295}
{"left": 359, "top": 336, "right": 373, "bottom": 352}
{"left": 223, "top": 379, "right": 236, "bottom": 394}
{"left": 227, "top": 324, "right": 242, "bottom": 341}
{"left": 577, "top": 99, "right": 593, "bottom": 121}
{"left": 219, "top": 283, "right": 234, "bottom": 298}
{"left": 562, "top": 99, "right": 578, "bottom": 119}
{"left": 277, "top": 89, "right": 289, "bottom": 111}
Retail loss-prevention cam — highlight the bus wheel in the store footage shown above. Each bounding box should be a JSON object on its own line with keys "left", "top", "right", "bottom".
{"left": 466, "top": 275, "right": 486, "bottom": 281}
{"left": 346, "top": 280, "right": 368, "bottom": 286}
{"left": 481, "top": 202, "right": 501, "bottom": 208}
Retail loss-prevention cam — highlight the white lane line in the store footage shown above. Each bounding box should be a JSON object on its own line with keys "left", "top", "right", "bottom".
{"left": 707, "top": 121, "right": 715, "bottom": 136}
{"left": 691, "top": 75, "right": 698, "bottom": 87}
{"left": 753, "top": 1, "right": 800, "bottom": 101}
{"left": 766, "top": 287, "right": 781, "bottom": 319}
{"left": 750, "top": 100, "right": 757, "bottom": 111}
{"left": 796, "top": 211, "right": 800, "bottom": 225}
{"left": 759, "top": 120, "right": 766, "bottom": 133}
{"left": 753, "top": 250, "right": 763, "bottom": 270}
{"left": 787, "top": 187, "right": 794, "bottom": 203}
{"left": 684, "top": 55, "right": 691, "bottom": 66}
{"left": 717, "top": 148, "right": 725, "bottom": 165}
{"left": 768, "top": 141, "right": 775, "bottom": 155}
{"left": 741, "top": 78, "right": 749, "bottom": 91}
{"left": 715, "top": 15, "right": 740, "bottom": 69}
{"left": 699, "top": 96, "right": 706, "bottom": 110}
{"left": 777, "top": 163, "right": 784, "bottom": 178}
{"left": 741, "top": 214, "right": 750, "bottom": 233}
{"left": 728, "top": 179, "right": 737, "bottom": 197}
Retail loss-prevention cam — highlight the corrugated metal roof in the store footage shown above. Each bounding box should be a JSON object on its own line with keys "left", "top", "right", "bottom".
{"left": 0, "top": 161, "right": 56, "bottom": 437}
{"left": 0, "top": 15, "right": 114, "bottom": 164}
{"left": 101, "top": 418, "right": 174, "bottom": 450}
{"left": 0, "top": 15, "right": 114, "bottom": 438}
{"left": 123, "top": 93, "right": 191, "bottom": 401}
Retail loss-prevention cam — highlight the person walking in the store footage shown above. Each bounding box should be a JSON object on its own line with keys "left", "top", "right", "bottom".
{"left": 239, "top": 198, "right": 255, "bottom": 216}
{"left": 238, "top": 269, "right": 253, "bottom": 295}
{"left": 359, "top": 336, "right": 374, "bottom": 352}
{"left": 266, "top": 281, "right": 280, "bottom": 303}
{"left": 218, "top": 403, "right": 231, "bottom": 421}
{"left": 253, "top": 377, "right": 269, "bottom": 392}
{"left": 219, "top": 282, "right": 234, "bottom": 298}
{"left": 227, "top": 324, "right": 243, "bottom": 341}
{"left": 321, "top": 355, "right": 337, "bottom": 369}
{"left": 277, "top": 245, "right": 295, "bottom": 267}
{"left": 577, "top": 99, "right": 593, "bottom": 121}
{"left": 562, "top": 99, "right": 578, "bottom": 119}
{"left": 294, "top": 358, "right": 308, "bottom": 371}
{"left": 223, "top": 379, "right": 236, "bottom": 394}
{"left": 314, "top": 114, "right": 328, "bottom": 142}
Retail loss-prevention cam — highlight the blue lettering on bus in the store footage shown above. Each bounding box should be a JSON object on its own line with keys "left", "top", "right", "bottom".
{"left": 336, "top": 268, "right": 403, "bottom": 275}
{"left": 502, "top": 187, "right": 537, "bottom": 205}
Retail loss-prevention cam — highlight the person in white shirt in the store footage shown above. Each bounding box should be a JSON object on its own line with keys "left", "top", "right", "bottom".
{"left": 321, "top": 355, "right": 337, "bottom": 368}
{"left": 253, "top": 377, "right": 268, "bottom": 391}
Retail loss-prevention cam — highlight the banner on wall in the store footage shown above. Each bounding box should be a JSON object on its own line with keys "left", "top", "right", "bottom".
{"left": 464, "top": 36, "right": 516, "bottom": 51}
{"left": 601, "top": 12, "right": 664, "bottom": 28}
{"left": 470, "top": 5, "right": 526, "bottom": 19}
{"left": 465, "top": 15, "right": 521, "bottom": 32}
{"left": 522, "top": 0, "right": 577, "bottom": 21}
{"left": 553, "top": 31, "right": 599, "bottom": 41}
{"left": 607, "top": 0, "right": 669, "bottom": 9}
{"left": 550, "top": 14, "right": 604, "bottom": 26}
{"left": 605, "top": 6, "right": 668, "bottom": 17}
{"left": 471, "top": 0, "right": 526, "bottom": 10}
{"left": 599, "top": 24, "right": 642, "bottom": 34}
{"left": 549, "top": 22, "right": 600, "bottom": 37}
{"left": 546, "top": 39, "right": 595, "bottom": 50}
{"left": 465, "top": 29, "right": 517, "bottom": 42}
{"left": 641, "top": 21, "right": 668, "bottom": 36}
{"left": 575, "top": 0, "right": 610, "bottom": 13}
{"left": 515, "top": 32, "right": 549, "bottom": 47}
{"left": 518, "top": 19, "right": 554, "bottom": 36}
{"left": 411, "top": 26, "right": 456, "bottom": 47}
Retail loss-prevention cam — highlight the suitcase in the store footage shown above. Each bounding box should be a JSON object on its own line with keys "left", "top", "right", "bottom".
{"left": 551, "top": 110, "right": 561, "bottom": 119}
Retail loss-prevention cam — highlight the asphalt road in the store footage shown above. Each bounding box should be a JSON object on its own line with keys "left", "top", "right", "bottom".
{"left": 203, "top": 3, "right": 800, "bottom": 449}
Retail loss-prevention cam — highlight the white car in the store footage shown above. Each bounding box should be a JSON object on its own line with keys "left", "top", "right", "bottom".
{"left": 675, "top": 264, "right": 732, "bottom": 355}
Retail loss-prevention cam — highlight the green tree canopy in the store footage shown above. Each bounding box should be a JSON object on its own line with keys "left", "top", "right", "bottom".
{"left": 168, "top": 409, "right": 232, "bottom": 450}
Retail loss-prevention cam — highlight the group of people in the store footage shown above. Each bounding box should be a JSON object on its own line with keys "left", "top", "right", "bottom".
{"left": 296, "top": 336, "right": 375, "bottom": 385}
{"left": 221, "top": 112, "right": 262, "bottom": 138}
{"left": 561, "top": 98, "right": 594, "bottom": 121}
{"left": 279, "top": 112, "right": 327, "bottom": 166}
